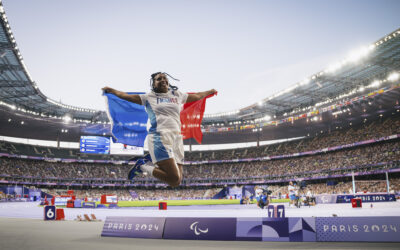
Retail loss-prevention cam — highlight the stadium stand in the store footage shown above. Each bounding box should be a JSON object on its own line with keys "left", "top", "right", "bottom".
{"left": 1, "top": 114, "right": 400, "bottom": 200}
{"left": 0, "top": 0, "right": 399, "bottom": 201}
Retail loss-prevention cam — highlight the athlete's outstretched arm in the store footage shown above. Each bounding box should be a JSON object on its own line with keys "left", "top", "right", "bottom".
{"left": 102, "top": 87, "right": 142, "bottom": 105}
{"left": 186, "top": 89, "right": 217, "bottom": 103}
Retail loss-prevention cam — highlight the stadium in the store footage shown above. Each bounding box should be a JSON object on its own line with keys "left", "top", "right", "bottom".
{"left": 0, "top": 1, "right": 400, "bottom": 249}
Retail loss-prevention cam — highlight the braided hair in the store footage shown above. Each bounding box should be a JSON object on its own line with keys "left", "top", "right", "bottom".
{"left": 150, "top": 72, "right": 179, "bottom": 93}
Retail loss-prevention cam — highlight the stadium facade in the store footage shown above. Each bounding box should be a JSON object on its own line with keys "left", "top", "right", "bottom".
{"left": 0, "top": 0, "right": 398, "bottom": 145}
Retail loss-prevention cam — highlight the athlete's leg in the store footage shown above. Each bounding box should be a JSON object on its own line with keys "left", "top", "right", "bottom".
{"left": 152, "top": 158, "right": 181, "bottom": 187}
{"left": 143, "top": 132, "right": 184, "bottom": 187}
{"left": 177, "top": 163, "right": 183, "bottom": 180}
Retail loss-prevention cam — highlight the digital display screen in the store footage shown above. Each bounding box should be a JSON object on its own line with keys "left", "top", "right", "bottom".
{"left": 80, "top": 136, "right": 110, "bottom": 154}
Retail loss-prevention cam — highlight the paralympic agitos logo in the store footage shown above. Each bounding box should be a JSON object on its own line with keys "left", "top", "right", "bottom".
{"left": 163, "top": 217, "right": 236, "bottom": 240}
{"left": 190, "top": 221, "right": 209, "bottom": 235}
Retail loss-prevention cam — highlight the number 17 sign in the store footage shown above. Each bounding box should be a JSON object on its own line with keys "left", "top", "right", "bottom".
{"left": 268, "top": 205, "right": 285, "bottom": 218}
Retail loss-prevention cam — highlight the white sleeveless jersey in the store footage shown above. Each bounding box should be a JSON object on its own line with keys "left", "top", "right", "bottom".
{"left": 139, "top": 90, "right": 188, "bottom": 134}
{"left": 288, "top": 185, "right": 295, "bottom": 195}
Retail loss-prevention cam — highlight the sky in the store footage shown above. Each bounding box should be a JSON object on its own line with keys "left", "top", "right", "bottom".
{"left": 2, "top": 0, "right": 399, "bottom": 115}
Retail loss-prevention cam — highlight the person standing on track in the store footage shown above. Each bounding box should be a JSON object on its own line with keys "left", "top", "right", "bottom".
{"left": 288, "top": 181, "right": 296, "bottom": 207}
{"left": 102, "top": 72, "right": 216, "bottom": 187}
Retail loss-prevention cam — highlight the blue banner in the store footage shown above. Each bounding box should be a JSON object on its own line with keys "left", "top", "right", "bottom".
{"left": 236, "top": 218, "right": 290, "bottom": 242}
{"left": 316, "top": 217, "right": 400, "bottom": 242}
{"left": 315, "top": 194, "right": 338, "bottom": 204}
{"left": 336, "top": 194, "right": 396, "bottom": 203}
{"left": 101, "top": 216, "right": 400, "bottom": 242}
{"left": 102, "top": 216, "right": 166, "bottom": 238}
{"left": 104, "top": 92, "right": 148, "bottom": 147}
{"left": 163, "top": 217, "right": 237, "bottom": 240}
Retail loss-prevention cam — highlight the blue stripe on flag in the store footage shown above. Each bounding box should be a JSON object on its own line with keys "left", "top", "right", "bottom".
{"left": 104, "top": 92, "right": 148, "bottom": 147}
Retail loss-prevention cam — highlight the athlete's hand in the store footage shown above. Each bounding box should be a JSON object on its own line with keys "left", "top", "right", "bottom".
{"left": 102, "top": 86, "right": 114, "bottom": 94}
{"left": 208, "top": 89, "right": 217, "bottom": 95}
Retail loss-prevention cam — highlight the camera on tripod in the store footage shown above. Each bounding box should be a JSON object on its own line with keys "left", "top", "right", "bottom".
{"left": 257, "top": 188, "right": 272, "bottom": 209}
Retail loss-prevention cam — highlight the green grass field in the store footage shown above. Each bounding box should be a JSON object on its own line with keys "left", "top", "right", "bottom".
{"left": 113, "top": 199, "right": 289, "bottom": 207}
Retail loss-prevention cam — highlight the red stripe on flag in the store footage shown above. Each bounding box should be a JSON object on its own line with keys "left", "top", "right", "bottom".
{"left": 180, "top": 92, "right": 217, "bottom": 144}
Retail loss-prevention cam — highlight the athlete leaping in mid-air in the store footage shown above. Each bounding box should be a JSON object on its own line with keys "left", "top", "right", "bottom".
{"left": 102, "top": 72, "right": 216, "bottom": 187}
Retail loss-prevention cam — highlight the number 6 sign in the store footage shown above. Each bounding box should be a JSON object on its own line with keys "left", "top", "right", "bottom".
{"left": 44, "top": 206, "right": 56, "bottom": 220}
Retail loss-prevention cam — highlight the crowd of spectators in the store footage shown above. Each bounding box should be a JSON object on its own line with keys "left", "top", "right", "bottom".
{"left": 43, "top": 188, "right": 134, "bottom": 201}
{"left": 38, "top": 177, "right": 400, "bottom": 201}
{"left": 0, "top": 117, "right": 399, "bottom": 195}
{"left": 183, "top": 140, "right": 400, "bottom": 179}
{"left": 0, "top": 191, "right": 8, "bottom": 200}
{"left": 186, "top": 116, "right": 400, "bottom": 161}
{"left": 133, "top": 187, "right": 221, "bottom": 200}
{"left": 0, "top": 140, "right": 399, "bottom": 183}
{"left": 42, "top": 187, "right": 222, "bottom": 201}
{"left": 0, "top": 158, "right": 127, "bottom": 179}
{"left": 278, "top": 177, "right": 400, "bottom": 197}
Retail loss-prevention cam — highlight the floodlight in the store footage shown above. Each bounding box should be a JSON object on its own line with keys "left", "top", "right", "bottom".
{"left": 370, "top": 80, "right": 380, "bottom": 88}
{"left": 347, "top": 46, "right": 370, "bottom": 63}
{"left": 326, "top": 62, "right": 342, "bottom": 73}
{"left": 368, "top": 44, "right": 375, "bottom": 50}
{"left": 387, "top": 72, "right": 399, "bottom": 81}
{"left": 63, "top": 115, "right": 72, "bottom": 123}
{"left": 300, "top": 78, "right": 310, "bottom": 85}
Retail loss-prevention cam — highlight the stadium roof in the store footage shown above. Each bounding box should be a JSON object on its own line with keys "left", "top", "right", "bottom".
{"left": 0, "top": 0, "right": 399, "bottom": 144}
{"left": 203, "top": 28, "right": 400, "bottom": 125}
{"left": 0, "top": 2, "right": 107, "bottom": 123}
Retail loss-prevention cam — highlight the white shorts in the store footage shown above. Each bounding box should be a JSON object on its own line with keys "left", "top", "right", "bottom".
{"left": 147, "top": 131, "right": 184, "bottom": 164}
